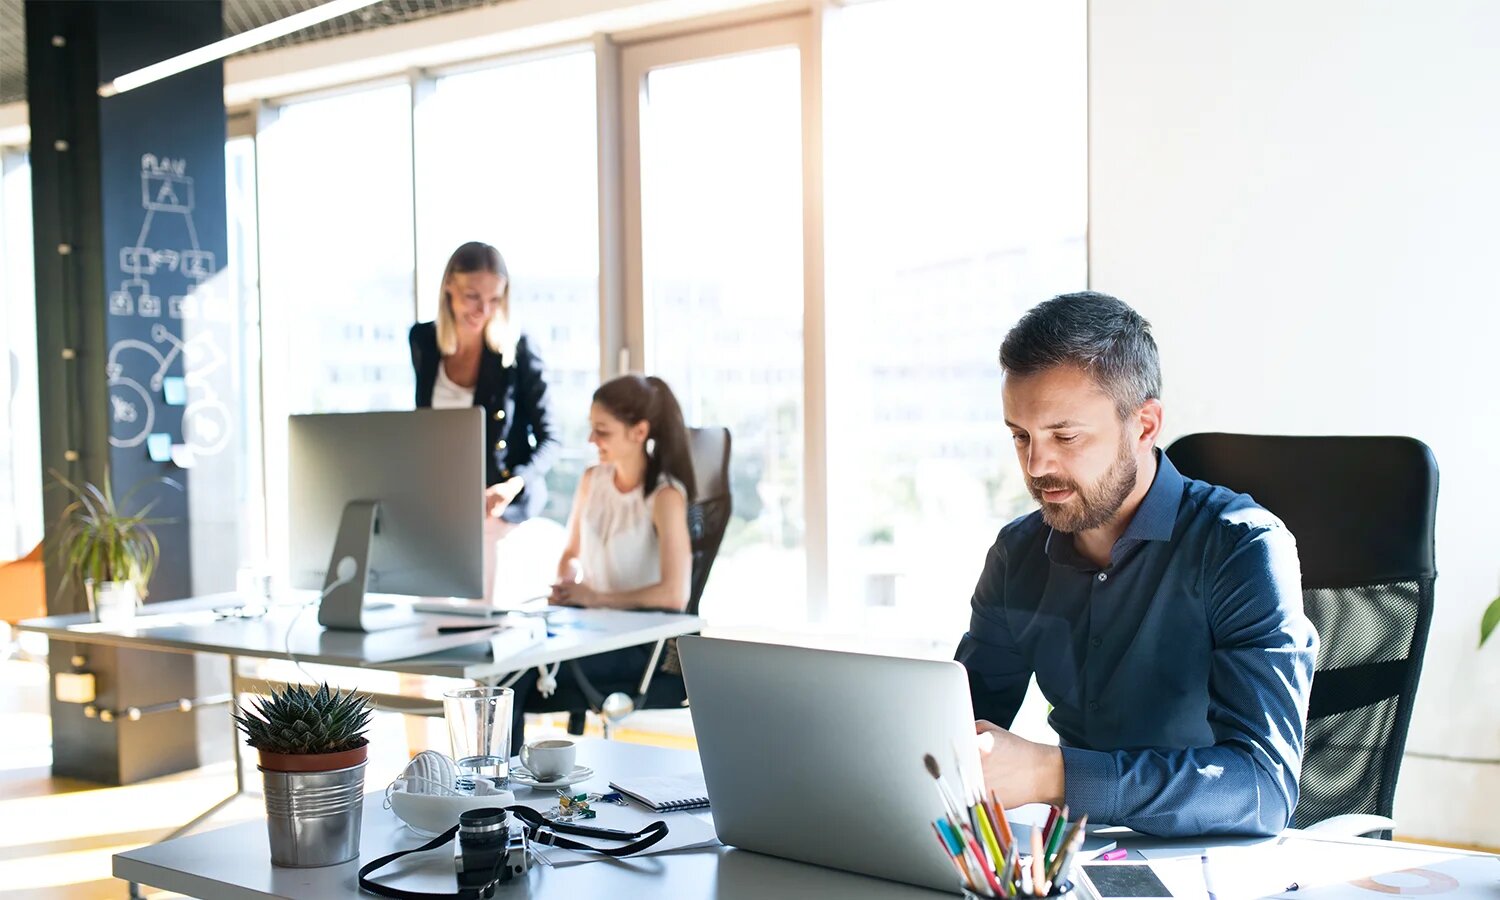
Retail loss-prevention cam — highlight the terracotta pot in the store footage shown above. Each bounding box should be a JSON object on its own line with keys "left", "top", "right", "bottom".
{"left": 257, "top": 742, "right": 368, "bottom": 773}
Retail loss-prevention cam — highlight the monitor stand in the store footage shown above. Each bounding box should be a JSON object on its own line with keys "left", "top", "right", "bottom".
{"left": 317, "top": 500, "right": 416, "bottom": 632}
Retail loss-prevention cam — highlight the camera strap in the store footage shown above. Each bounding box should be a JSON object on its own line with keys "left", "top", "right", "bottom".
{"left": 359, "top": 805, "right": 671, "bottom": 900}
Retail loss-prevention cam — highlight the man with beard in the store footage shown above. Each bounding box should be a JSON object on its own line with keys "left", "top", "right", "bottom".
{"left": 956, "top": 292, "right": 1317, "bottom": 837}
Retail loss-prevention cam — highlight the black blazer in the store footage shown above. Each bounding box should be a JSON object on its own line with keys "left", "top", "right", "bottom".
{"left": 409, "top": 321, "right": 558, "bottom": 523}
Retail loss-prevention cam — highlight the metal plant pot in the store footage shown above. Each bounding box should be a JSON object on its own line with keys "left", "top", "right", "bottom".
{"left": 258, "top": 745, "right": 367, "bottom": 867}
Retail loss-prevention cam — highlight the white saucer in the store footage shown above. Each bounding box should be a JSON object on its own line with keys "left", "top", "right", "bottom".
{"left": 509, "top": 764, "right": 595, "bottom": 790}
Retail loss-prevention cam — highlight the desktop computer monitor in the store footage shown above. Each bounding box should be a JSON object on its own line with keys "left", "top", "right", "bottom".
{"left": 287, "top": 408, "right": 486, "bottom": 631}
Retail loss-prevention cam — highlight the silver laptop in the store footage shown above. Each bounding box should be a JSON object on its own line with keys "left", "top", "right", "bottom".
{"left": 677, "top": 636, "right": 984, "bottom": 893}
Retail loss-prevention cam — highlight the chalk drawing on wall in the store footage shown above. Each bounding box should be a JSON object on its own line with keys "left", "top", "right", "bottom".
{"left": 108, "top": 154, "right": 234, "bottom": 457}
{"left": 110, "top": 155, "right": 220, "bottom": 322}
{"left": 107, "top": 325, "right": 232, "bottom": 456}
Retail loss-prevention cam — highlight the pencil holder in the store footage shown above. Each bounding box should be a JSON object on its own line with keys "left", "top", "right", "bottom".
{"left": 963, "top": 881, "right": 1073, "bottom": 899}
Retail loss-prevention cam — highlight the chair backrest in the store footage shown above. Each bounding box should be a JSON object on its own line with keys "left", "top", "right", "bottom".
{"left": 686, "top": 427, "right": 732, "bottom": 616}
{"left": 1166, "top": 433, "right": 1438, "bottom": 831}
{"left": 0, "top": 542, "right": 47, "bottom": 625}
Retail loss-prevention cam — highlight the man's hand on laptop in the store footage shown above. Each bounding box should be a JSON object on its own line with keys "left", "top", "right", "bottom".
{"left": 975, "top": 719, "right": 1065, "bottom": 809}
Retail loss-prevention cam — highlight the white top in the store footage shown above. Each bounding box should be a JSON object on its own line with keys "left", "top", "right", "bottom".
{"left": 579, "top": 463, "right": 686, "bottom": 594}
{"left": 431, "top": 360, "right": 475, "bottom": 410}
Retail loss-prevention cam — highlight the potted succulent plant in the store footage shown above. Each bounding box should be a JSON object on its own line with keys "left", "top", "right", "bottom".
{"left": 50, "top": 470, "right": 175, "bottom": 623}
{"left": 233, "top": 682, "right": 374, "bottom": 867}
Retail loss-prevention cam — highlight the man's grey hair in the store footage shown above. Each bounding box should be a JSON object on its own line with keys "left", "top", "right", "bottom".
{"left": 999, "top": 292, "right": 1161, "bottom": 418}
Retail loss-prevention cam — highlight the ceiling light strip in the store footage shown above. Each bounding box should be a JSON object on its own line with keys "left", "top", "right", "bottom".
{"left": 98, "top": 0, "right": 384, "bottom": 98}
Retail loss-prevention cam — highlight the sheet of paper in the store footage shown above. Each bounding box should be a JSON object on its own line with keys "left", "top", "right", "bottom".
{"left": 1259, "top": 853, "right": 1500, "bottom": 899}
{"left": 1105, "top": 838, "right": 1494, "bottom": 900}
{"left": 510, "top": 790, "right": 720, "bottom": 867}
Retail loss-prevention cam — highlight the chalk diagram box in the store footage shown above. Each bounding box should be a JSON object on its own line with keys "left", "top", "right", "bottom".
{"left": 141, "top": 171, "right": 194, "bottom": 213}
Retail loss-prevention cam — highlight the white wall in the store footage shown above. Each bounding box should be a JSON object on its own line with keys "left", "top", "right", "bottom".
{"left": 1090, "top": 0, "right": 1500, "bottom": 846}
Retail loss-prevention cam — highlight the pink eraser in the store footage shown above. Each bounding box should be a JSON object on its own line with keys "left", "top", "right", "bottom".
{"left": 1099, "top": 848, "right": 1128, "bottom": 861}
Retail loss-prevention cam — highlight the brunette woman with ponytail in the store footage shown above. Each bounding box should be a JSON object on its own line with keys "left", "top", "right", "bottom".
{"left": 549, "top": 374, "right": 696, "bottom": 611}
{"left": 508, "top": 375, "right": 696, "bottom": 749}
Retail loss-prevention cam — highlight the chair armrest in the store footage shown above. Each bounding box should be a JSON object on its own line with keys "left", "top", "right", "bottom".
{"left": 1301, "top": 814, "right": 1398, "bottom": 838}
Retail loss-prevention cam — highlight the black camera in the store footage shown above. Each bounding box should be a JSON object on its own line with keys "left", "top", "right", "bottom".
{"left": 455, "top": 808, "right": 527, "bottom": 896}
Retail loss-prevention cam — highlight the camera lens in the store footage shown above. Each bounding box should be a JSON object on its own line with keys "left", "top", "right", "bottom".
{"left": 459, "top": 807, "right": 508, "bottom": 839}
{"left": 456, "top": 807, "right": 512, "bottom": 889}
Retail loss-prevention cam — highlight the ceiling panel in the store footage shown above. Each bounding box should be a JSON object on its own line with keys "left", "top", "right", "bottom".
{"left": 0, "top": 0, "right": 511, "bottom": 107}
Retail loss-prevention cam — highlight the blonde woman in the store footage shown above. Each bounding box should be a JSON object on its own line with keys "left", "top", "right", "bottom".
{"left": 405, "top": 242, "right": 560, "bottom": 754}
{"left": 408, "top": 241, "right": 557, "bottom": 525}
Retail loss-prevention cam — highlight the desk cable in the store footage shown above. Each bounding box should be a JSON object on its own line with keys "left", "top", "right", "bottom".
{"left": 282, "top": 556, "right": 359, "bottom": 684}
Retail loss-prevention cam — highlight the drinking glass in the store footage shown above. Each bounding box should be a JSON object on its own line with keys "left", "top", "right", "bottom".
{"left": 443, "top": 686, "right": 513, "bottom": 787}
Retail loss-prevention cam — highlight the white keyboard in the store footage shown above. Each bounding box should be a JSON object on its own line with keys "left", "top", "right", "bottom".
{"left": 411, "top": 599, "right": 504, "bottom": 618}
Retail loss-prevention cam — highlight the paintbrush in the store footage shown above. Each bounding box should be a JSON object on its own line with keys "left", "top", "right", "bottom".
{"left": 923, "top": 753, "right": 969, "bottom": 826}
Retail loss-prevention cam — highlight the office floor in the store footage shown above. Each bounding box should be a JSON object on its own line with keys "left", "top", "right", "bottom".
{"left": 0, "top": 652, "right": 695, "bottom": 900}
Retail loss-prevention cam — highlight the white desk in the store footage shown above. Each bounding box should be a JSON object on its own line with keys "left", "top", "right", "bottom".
{"left": 113, "top": 739, "right": 1500, "bottom": 899}
{"left": 19, "top": 594, "right": 702, "bottom": 678}
{"left": 21, "top": 594, "right": 701, "bottom": 878}
{"left": 114, "top": 739, "right": 949, "bottom": 900}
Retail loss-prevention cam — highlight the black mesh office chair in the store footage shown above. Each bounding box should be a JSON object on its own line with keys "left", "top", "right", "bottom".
{"left": 561, "top": 426, "right": 732, "bottom": 735}
{"left": 1167, "top": 433, "right": 1438, "bottom": 837}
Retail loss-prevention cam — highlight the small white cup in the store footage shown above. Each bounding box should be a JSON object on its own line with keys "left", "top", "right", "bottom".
{"left": 520, "top": 739, "right": 577, "bottom": 781}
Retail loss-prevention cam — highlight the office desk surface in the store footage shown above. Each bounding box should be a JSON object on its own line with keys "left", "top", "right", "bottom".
{"left": 113, "top": 738, "right": 1500, "bottom": 899}
{"left": 113, "top": 739, "right": 949, "bottom": 900}
{"left": 20, "top": 595, "right": 702, "bottom": 677}
{"left": 369, "top": 606, "right": 702, "bottom": 680}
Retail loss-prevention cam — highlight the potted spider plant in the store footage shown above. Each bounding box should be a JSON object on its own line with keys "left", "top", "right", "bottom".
{"left": 233, "top": 682, "right": 374, "bottom": 867}
{"left": 50, "top": 470, "right": 175, "bottom": 623}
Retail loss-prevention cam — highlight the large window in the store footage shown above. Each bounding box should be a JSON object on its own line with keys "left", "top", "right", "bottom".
{"left": 0, "top": 148, "right": 41, "bottom": 561}
{"left": 631, "top": 41, "right": 808, "bottom": 626}
{"left": 415, "top": 50, "right": 601, "bottom": 523}
{"left": 257, "top": 83, "right": 417, "bottom": 573}
{"left": 234, "top": 6, "right": 1086, "bottom": 627}
{"left": 168, "top": 134, "right": 271, "bottom": 594}
{"left": 258, "top": 83, "right": 417, "bottom": 418}
{"left": 822, "top": 0, "right": 1088, "bottom": 638}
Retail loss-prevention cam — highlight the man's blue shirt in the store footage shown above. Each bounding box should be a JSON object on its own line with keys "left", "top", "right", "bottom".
{"left": 956, "top": 449, "right": 1317, "bottom": 837}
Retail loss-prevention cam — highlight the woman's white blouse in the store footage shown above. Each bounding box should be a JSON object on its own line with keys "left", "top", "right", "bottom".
{"left": 578, "top": 463, "right": 686, "bottom": 594}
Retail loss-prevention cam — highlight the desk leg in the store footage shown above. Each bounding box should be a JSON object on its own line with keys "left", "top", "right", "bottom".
{"left": 154, "top": 654, "right": 249, "bottom": 840}
{"left": 129, "top": 654, "right": 249, "bottom": 898}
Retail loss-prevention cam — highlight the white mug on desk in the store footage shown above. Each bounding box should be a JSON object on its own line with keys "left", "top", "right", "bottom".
{"left": 521, "top": 739, "right": 576, "bottom": 781}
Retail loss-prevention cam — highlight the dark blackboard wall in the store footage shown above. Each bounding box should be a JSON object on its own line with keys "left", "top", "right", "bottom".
{"left": 96, "top": 0, "right": 228, "bottom": 602}
{"left": 28, "top": 0, "right": 226, "bottom": 785}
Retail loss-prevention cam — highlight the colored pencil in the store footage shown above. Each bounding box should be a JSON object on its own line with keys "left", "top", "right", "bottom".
{"left": 1047, "top": 814, "right": 1087, "bottom": 883}
{"left": 989, "top": 789, "right": 1017, "bottom": 849}
{"left": 1044, "top": 805, "right": 1069, "bottom": 866}
{"left": 931, "top": 821, "right": 973, "bottom": 890}
{"left": 974, "top": 800, "right": 1005, "bottom": 872}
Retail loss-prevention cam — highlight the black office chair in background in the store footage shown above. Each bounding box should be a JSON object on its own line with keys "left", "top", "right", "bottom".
{"left": 563, "top": 426, "right": 732, "bottom": 736}
{"left": 1167, "top": 433, "right": 1438, "bottom": 838}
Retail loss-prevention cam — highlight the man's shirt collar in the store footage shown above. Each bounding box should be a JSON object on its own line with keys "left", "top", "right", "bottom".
{"left": 1043, "top": 447, "right": 1184, "bottom": 570}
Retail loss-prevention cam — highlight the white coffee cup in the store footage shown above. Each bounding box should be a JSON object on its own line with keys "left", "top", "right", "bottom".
{"left": 520, "top": 739, "right": 577, "bottom": 781}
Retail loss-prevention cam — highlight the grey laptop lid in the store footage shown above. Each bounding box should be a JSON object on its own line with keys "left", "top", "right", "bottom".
{"left": 678, "top": 636, "right": 982, "bottom": 894}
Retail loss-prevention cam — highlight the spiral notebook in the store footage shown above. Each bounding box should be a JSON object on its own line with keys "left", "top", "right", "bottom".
{"left": 608, "top": 774, "right": 711, "bottom": 812}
